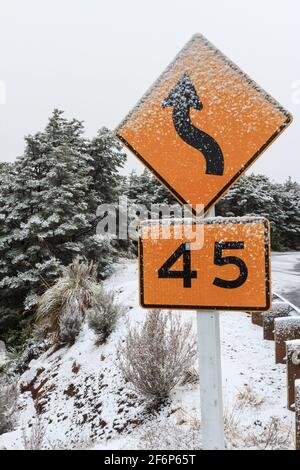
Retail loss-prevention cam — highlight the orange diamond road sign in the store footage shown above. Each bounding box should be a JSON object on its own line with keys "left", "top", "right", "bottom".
{"left": 139, "top": 218, "right": 271, "bottom": 311}
{"left": 115, "top": 34, "right": 292, "bottom": 216}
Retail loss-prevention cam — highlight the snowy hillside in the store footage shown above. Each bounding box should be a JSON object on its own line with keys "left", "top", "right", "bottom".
{"left": 0, "top": 259, "right": 297, "bottom": 450}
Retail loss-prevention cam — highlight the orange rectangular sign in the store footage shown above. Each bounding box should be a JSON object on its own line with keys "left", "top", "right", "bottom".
{"left": 115, "top": 34, "right": 292, "bottom": 216}
{"left": 139, "top": 218, "right": 271, "bottom": 311}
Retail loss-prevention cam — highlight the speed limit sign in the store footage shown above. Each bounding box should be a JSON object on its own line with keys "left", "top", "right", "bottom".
{"left": 139, "top": 217, "right": 271, "bottom": 312}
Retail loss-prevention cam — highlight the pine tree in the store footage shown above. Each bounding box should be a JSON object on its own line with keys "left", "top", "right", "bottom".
{"left": 89, "top": 127, "right": 126, "bottom": 204}
{"left": 217, "top": 174, "right": 300, "bottom": 251}
{"left": 125, "top": 168, "right": 177, "bottom": 209}
{"left": 0, "top": 163, "right": 20, "bottom": 333}
{"left": 217, "top": 174, "right": 276, "bottom": 217}
{"left": 125, "top": 170, "right": 300, "bottom": 252}
{"left": 0, "top": 111, "right": 125, "bottom": 346}
{"left": 275, "top": 179, "right": 300, "bottom": 250}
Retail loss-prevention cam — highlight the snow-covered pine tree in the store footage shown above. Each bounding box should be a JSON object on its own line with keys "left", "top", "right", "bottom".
{"left": 0, "top": 163, "right": 20, "bottom": 334}
{"left": 217, "top": 174, "right": 300, "bottom": 251}
{"left": 125, "top": 171, "right": 300, "bottom": 252}
{"left": 125, "top": 168, "right": 177, "bottom": 209}
{"left": 217, "top": 174, "right": 276, "bottom": 217}
{"left": 125, "top": 170, "right": 141, "bottom": 202}
{"left": 0, "top": 110, "right": 125, "bottom": 347}
{"left": 275, "top": 179, "right": 300, "bottom": 250}
{"left": 87, "top": 126, "right": 130, "bottom": 257}
{"left": 89, "top": 127, "right": 126, "bottom": 204}
{"left": 125, "top": 169, "right": 300, "bottom": 251}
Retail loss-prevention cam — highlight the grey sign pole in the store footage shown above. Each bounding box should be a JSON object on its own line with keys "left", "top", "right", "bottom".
{"left": 197, "top": 206, "right": 225, "bottom": 450}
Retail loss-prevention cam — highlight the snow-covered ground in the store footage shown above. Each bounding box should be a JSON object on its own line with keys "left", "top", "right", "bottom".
{"left": 0, "top": 253, "right": 299, "bottom": 450}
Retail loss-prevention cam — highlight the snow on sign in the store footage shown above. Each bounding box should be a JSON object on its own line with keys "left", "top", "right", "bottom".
{"left": 139, "top": 217, "right": 271, "bottom": 311}
{"left": 115, "top": 34, "right": 292, "bottom": 216}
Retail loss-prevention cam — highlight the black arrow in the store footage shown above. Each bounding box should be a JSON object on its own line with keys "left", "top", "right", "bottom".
{"left": 162, "top": 73, "right": 224, "bottom": 176}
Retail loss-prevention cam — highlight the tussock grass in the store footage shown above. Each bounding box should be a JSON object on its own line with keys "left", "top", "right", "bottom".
{"left": 36, "top": 257, "right": 99, "bottom": 340}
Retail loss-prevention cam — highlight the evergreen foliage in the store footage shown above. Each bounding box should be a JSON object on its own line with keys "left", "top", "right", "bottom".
{"left": 126, "top": 170, "right": 300, "bottom": 251}
{"left": 217, "top": 174, "right": 300, "bottom": 251}
{"left": 0, "top": 111, "right": 126, "bottom": 347}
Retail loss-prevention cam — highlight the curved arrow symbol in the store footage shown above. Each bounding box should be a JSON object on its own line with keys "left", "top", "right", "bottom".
{"left": 162, "top": 73, "right": 224, "bottom": 176}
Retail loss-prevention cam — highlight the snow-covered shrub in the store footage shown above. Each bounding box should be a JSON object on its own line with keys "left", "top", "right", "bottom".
{"left": 119, "top": 311, "right": 197, "bottom": 403}
{"left": 22, "top": 416, "right": 46, "bottom": 450}
{"left": 247, "top": 416, "right": 292, "bottom": 450}
{"left": 0, "top": 375, "right": 19, "bottom": 434}
{"left": 83, "top": 234, "right": 120, "bottom": 279}
{"left": 223, "top": 399, "right": 293, "bottom": 450}
{"left": 236, "top": 384, "right": 265, "bottom": 408}
{"left": 87, "top": 287, "right": 125, "bottom": 342}
{"left": 223, "top": 399, "right": 246, "bottom": 446}
{"left": 36, "top": 257, "right": 99, "bottom": 342}
{"left": 59, "top": 302, "right": 83, "bottom": 345}
{"left": 139, "top": 418, "right": 201, "bottom": 450}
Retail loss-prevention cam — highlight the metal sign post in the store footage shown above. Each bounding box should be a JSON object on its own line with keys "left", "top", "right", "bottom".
{"left": 197, "top": 207, "right": 225, "bottom": 450}
{"left": 197, "top": 311, "right": 225, "bottom": 449}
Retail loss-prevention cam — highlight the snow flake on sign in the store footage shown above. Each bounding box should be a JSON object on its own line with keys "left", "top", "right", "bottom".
{"left": 140, "top": 215, "right": 267, "bottom": 227}
{"left": 140, "top": 216, "right": 269, "bottom": 244}
{"left": 117, "top": 33, "right": 290, "bottom": 137}
{"left": 115, "top": 34, "right": 291, "bottom": 216}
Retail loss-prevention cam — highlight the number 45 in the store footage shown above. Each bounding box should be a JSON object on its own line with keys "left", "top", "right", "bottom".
{"left": 158, "top": 241, "right": 248, "bottom": 289}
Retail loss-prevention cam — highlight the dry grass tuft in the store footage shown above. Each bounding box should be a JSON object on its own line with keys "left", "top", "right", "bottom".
{"left": 180, "top": 367, "right": 199, "bottom": 386}
{"left": 247, "top": 417, "right": 292, "bottom": 450}
{"left": 36, "top": 257, "right": 99, "bottom": 341}
{"left": 139, "top": 418, "right": 201, "bottom": 450}
{"left": 236, "top": 384, "right": 265, "bottom": 408}
{"left": 22, "top": 416, "right": 46, "bottom": 450}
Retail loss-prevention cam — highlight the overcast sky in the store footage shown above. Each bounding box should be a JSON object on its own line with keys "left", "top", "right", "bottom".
{"left": 0, "top": 0, "right": 299, "bottom": 181}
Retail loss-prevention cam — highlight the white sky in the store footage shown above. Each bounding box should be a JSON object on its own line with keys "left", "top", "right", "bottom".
{"left": 0, "top": 0, "right": 299, "bottom": 181}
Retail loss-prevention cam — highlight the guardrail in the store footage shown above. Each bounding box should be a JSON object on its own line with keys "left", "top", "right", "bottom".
{"left": 250, "top": 292, "right": 300, "bottom": 450}
{"left": 273, "top": 291, "right": 300, "bottom": 315}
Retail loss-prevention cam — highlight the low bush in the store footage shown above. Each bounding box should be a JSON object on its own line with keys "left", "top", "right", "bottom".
{"left": 119, "top": 311, "right": 197, "bottom": 403}
{"left": 87, "top": 287, "right": 124, "bottom": 342}
{"left": 139, "top": 418, "right": 201, "bottom": 450}
{"left": 59, "top": 303, "right": 83, "bottom": 345}
{"left": 22, "top": 416, "right": 46, "bottom": 450}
